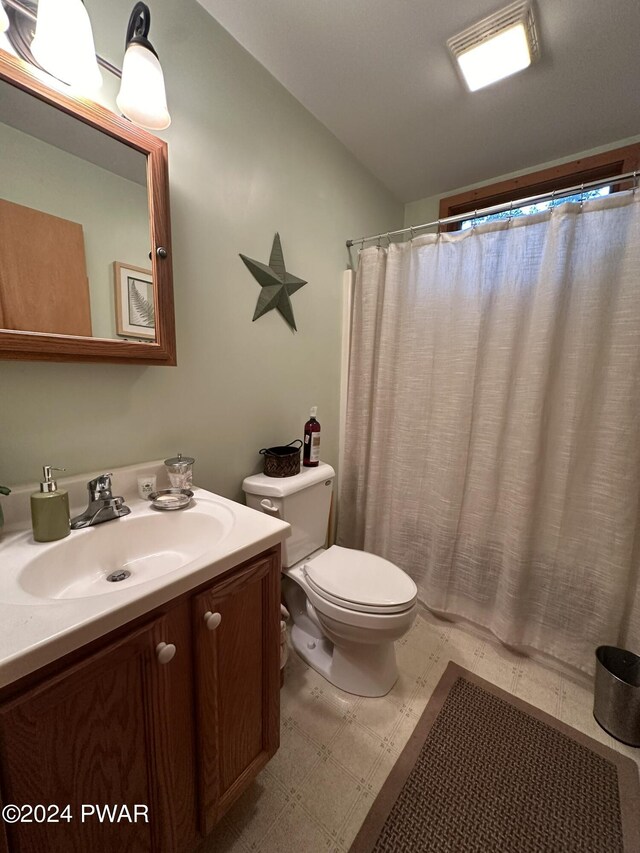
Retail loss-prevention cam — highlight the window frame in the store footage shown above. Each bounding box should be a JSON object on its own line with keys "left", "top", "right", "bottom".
{"left": 438, "top": 143, "right": 640, "bottom": 232}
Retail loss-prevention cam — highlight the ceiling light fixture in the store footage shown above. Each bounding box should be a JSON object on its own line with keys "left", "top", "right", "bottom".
{"left": 447, "top": 1, "right": 540, "bottom": 92}
{"left": 30, "top": 0, "right": 102, "bottom": 92}
{"left": 116, "top": 2, "right": 170, "bottom": 130}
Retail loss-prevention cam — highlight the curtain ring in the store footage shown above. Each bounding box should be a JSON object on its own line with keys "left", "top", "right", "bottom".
{"left": 360, "top": 238, "right": 365, "bottom": 251}
{"left": 436, "top": 219, "right": 442, "bottom": 237}
{"left": 471, "top": 209, "right": 478, "bottom": 231}
{"left": 386, "top": 232, "right": 391, "bottom": 246}
{"left": 580, "top": 182, "right": 585, "bottom": 209}
{"left": 508, "top": 200, "right": 514, "bottom": 223}
{"left": 376, "top": 235, "right": 381, "bottom": 249}
{"left": 409, "top": 225, "right": 415, "bottom": 241}
{"left": 633, "top": 171, "right": 638, "bottom": 196}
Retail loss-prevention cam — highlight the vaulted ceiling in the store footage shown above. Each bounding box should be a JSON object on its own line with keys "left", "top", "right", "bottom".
{"left": 197, "top": 0, "right": 640, "bottom": 203}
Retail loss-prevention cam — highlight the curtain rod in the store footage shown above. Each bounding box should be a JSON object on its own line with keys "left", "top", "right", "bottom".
{"left": 2, "top": 0, "right": 122, "bottom": 78}
{"left": 346, "top": 170, "right": 639, "bottom": 248}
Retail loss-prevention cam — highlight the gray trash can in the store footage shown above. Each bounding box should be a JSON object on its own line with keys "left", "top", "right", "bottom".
{"left": 594, "top": 645, "right": 640, "bottom": 746}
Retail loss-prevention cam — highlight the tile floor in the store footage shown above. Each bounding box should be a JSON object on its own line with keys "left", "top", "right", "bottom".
{"left": 204, "top": 605, "right": 639, "bottom": 853}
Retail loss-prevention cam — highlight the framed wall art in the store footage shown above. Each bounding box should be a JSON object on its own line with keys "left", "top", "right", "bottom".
{"left": 114, "top": 262, "right": 155, "bottom": 340}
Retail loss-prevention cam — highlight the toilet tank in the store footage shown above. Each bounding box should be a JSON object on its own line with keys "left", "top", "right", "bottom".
{"left": 243, "top": 462, "right": 335, "bottom": 567}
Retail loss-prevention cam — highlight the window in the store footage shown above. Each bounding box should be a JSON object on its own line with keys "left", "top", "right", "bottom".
{"left": 439, "top": 144, "right": 640, "bottom": 232}
{"left": 459, "top": 187, "right": 610, "bottom": 230}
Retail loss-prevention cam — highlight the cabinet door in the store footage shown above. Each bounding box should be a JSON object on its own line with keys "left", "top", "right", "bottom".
{"left": 0, "top": 603, "right": 197, "bottom": 853}
{"left": 193, "top": 552, "right": 280, "bottom": 833}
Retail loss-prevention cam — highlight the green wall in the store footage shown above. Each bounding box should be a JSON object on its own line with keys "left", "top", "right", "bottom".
{"left": 0, "top": 0, "right": 402, "bottom": 497}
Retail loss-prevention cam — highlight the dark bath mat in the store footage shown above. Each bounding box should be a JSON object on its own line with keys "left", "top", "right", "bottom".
{"left": 350, "top": 662, "right": 640, "bottom": 853}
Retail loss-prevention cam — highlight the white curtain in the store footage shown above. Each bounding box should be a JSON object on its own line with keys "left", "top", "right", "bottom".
{"left": 337, "top": 193, "right": 640, "bottom": 674}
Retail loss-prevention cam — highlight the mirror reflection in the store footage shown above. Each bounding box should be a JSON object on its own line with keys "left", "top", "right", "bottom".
{"left": 0, "top": 77, "right": 154, "bottom": 342}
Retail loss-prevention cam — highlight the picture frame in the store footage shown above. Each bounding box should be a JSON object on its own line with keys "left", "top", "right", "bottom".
{"left": 114, "top": 262, "right": 155, "bottom": 340}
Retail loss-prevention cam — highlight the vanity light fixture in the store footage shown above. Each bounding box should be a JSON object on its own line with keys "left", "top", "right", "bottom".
{"left": 0, "top": 2, "right": 9, "bottom": 33}
{"left": 2, "top": 1, "right": 170, "bottom": 130}
{"left": 447, "top": 1, "right": 539, "bottom": 92}
{"left": 116, "top": 2, "right": 170, "bottom": 130}
{"left": 30, "top": 0, "right": 102, "bottom": 92}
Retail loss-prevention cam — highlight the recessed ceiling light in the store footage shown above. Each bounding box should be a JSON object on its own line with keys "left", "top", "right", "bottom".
{"left": 448, "top": 1, "right": 540, "bottom": 92}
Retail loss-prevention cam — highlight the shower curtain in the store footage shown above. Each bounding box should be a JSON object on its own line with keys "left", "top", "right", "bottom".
{"left": 337, "top": 193, "right": 640, "bottom": 674}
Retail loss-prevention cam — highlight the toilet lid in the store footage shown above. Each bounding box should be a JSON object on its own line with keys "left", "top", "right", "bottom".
{"left": 304, "top": 545, "right": 417, "bottom": 613}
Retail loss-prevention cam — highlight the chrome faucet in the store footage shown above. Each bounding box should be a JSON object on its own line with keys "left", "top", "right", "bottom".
{"left": 70, "top": 473, "right": 131, "bottom": 529}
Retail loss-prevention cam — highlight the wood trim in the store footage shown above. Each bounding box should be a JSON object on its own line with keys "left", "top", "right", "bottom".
{"left": 264, "top": 554, "right": 281, "bottom": 761}
{"left": 0, "top": 623, "right": 159, "bottom": 853}
{"left": 146, "top": 602, "right": 198, "bottom": 853}
{"left": 0, "top": 623, "right": 154, "bottom": 714}
{"left": 0, "top": 807, "right": 8, "bottom": 853}
{"left": 0, "top": 49, "right": 177, "bottom": 365}
{"left": 193, "top": 551, "right": 281, "bottom": 834}
{"left": 438, "top": 143, "right": 640, "bottom": 232}
{"left": 192, "top": 585, "right": 221, "bottom": 835}
{"left": 215, "top": 752, "right": 272, "bottom": 821}
{"left": 0, "top": 612, "right": 198, "bottom": 853}
{"left": 207, "top": 557, "right": 280, "bottom": 822}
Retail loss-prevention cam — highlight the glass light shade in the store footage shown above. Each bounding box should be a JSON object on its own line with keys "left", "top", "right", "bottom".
{"left": 457, "top": 23, "right": 531, "bottom": 91}
{"left": 0, "top": 3, "right": 9, "bottom": 34}
{"left": 116, "top": 43, "right": 171, "bottom": 130}
{"left": 31, "top": 0, "right": 102, "bottom": 92}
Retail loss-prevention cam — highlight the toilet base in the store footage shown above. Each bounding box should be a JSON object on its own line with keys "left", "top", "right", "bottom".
{"left": 290, "top": 623, "right": 398, "bottom": 698}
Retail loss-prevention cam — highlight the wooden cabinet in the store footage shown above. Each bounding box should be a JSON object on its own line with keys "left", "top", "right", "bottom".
{"left": 193, "top": 552, "right": 280, "bottom": 833}
{"left": 0, "top": 548, "right": 280, "bottom": 853}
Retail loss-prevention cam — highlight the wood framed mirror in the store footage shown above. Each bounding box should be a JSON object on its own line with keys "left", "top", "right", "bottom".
{"left": 0, "top": 50, "right": 176, "bottom": 365}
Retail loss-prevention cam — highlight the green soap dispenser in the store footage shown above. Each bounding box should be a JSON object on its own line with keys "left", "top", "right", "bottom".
{"left": 31, "top": 466, "right": 70, "bottom": 542}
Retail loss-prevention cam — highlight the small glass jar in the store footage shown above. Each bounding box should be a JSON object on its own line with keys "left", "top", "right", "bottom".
{"left": 164, "top": 453, "right": 195, "bottom": 490}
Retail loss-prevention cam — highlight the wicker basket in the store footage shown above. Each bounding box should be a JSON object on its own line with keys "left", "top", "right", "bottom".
{"left": 259, "top": 440, "right": 302, "bottom": 477}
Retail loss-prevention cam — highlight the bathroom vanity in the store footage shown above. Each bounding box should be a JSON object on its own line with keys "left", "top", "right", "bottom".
{"left": 0, "top": 463, "right": 289, "bottom": 853}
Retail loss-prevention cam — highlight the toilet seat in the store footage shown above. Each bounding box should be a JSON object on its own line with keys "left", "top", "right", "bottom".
{"left": 303, "top": 545, "right": 417, "bottom": 615}
{"left": 285, "top": 563, "right": 418, "bottom": 631}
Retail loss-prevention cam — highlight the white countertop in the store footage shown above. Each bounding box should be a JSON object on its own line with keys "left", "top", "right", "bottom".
{"left": 0, "top": 462, "right": 289, "bottom": 689}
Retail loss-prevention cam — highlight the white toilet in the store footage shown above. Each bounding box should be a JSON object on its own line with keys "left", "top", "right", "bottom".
{"left": 243, "top": 462, "right": 417, "bottom": 697}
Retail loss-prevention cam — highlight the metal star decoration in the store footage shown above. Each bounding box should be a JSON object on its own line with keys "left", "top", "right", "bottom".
{"left": 239, "top": 233, "right": 307, "bottom": 331}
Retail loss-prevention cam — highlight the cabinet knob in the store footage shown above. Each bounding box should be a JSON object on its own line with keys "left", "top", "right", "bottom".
{"left": 156, "top": 642, "right": 176, "bottom": 664}
{"left": 204, "top": 611, "right": 222, "bottom": 631}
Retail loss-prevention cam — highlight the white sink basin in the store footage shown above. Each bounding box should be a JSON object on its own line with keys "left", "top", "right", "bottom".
{"left": 0, "top": 464, "right": 291, "bottom": 689}
{"left": 18, "top": 506, "right": 235, "bottom": 600}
